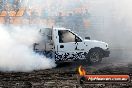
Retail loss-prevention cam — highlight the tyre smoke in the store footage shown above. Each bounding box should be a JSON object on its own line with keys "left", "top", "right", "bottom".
{"left": 0, "top": 25, "right": 56, "bottom": 72}
{"left": 86, "top": 0, "right": 132, "bottom": 63}
{"left": 0, "top": 0, "right": 131, "bottom": 72}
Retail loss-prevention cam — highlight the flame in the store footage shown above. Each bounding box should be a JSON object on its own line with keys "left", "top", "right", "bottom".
{"left": 78, "top": 65, "right": 86, "bottom": 76}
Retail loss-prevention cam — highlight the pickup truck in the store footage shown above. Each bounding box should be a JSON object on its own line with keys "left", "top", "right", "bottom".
{"left": 33, "top": 27, "right": 110, "bottom": 64}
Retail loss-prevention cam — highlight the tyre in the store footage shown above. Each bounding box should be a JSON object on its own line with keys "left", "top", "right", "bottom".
{"left": 86, "top": 49, "right": 102, "bottom": 64}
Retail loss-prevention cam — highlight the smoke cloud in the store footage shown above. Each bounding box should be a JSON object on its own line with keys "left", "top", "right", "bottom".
{"left": 86, "top": 0, "right": 132, "bottom": 63}
{"left": 0, "top": 25, "right": 56, "bottom": 72}
{"left": 1, "top": 0, "right": 132, "bottom": 71}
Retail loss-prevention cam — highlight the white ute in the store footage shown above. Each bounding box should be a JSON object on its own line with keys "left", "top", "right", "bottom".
{"left": 33, "top": 27, "right": 110, "bottom": 64}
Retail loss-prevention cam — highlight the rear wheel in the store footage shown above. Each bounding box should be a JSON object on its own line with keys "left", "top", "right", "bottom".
{"left": 86, "top": 49, "right": 102, "bottom": 64}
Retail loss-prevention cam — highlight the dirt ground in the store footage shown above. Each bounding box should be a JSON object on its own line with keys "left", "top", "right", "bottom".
{"left": 0, "top": 62, "right": 132, "bottom": 88}
{"left": 0, "top": 49, "right": 132, "bottom": 88}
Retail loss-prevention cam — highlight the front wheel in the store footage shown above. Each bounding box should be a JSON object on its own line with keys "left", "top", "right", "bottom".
{"left": 86, "top": 49, "right": 102, "bottom": 64}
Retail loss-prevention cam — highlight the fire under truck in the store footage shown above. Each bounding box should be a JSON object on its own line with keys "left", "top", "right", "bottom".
{"left": 33, "top": 27, "right": 110, "bottom": 64}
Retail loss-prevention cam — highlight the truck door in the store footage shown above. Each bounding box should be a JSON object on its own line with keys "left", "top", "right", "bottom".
{"left": 58, "top": 30, "right": 76, "bottom": 52}
{"left": 74, "top": 35, "right": 86, "bottom": 59}
{"left": 56, "top": 30, "right": 85, "bottom": 60}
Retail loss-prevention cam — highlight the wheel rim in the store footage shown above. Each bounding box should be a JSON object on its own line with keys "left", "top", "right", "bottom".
{"left": 90, "top": 52, "right": 100, "bottom": 63}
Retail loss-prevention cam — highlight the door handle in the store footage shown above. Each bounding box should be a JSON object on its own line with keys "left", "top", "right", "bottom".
{"left": 81, "top": 49, "right": 84, "bottom": 50}
{"left": 75, "top": 48, "right": 84, "bottom": 50}
{"left": 60, "top": 45, "right": 64, "bottom": 48}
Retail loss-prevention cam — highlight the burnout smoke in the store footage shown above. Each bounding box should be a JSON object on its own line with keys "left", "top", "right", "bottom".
{"left": 0, "top": 25, "right": 56, "bottom": 72}
{"left": 86, "top": 0, "right": 132, "bottom": 63}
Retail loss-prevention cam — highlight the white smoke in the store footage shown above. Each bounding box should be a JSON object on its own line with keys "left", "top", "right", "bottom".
{"left": 87, "top": 0, "right": 132, "bottom": 48}
{"left": 1, "top": 0, "right": 132, "bottom": 72}
{"left": 87, "top": 0, "right": 132, "bottom": 63}
{"left": 0, "top": 25, "right": 56, "bottom": 72}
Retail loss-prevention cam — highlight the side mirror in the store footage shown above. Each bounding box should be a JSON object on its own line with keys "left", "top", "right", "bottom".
{"left": 85, "top": 37, "right": 90, "bottom": 40}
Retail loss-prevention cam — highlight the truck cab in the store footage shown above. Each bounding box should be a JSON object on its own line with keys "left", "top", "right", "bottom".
{"left": 34, "top": 27, "right": 110, "bottom": 64}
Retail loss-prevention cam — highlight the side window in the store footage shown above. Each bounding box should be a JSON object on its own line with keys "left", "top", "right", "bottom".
{"left": 75, "top": 36, "right": 82, "bottom": 42}
{"left": 58, "top": 30, "right": 75, "bottom": 43}
{"left": 58, "top": 31, "right": 63, "bottom": 43}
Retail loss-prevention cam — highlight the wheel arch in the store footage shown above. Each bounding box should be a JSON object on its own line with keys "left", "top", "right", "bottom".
{"left": 89, "top": 47, "right": 103, "bottom": 53}
{"left": 87, "top": 47, "right": 104, "bottom": 57}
